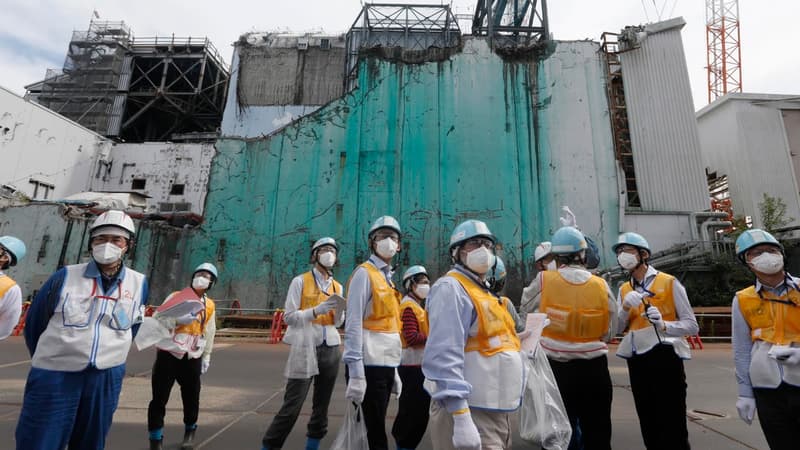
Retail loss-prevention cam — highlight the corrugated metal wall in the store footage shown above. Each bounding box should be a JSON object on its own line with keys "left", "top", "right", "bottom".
{"left": 186, "top": 38, "right": 619, "bottom": 308}
{"left": 619, "top": 18, "right": 710, "bottom": 212}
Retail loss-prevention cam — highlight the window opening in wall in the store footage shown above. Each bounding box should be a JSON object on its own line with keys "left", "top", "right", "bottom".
{"left": 169, "top": 183, "right": 185, "bottom": 195}
{"left": 131, "top": 178, "right": 146, "bottom": 190}
{"left": 29, "top": 179, "right": 55, "bottom": 199}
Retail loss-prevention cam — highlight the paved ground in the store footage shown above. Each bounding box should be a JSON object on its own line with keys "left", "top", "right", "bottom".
{"left": 0, "top": 337, "right": 769, "bottom": 449}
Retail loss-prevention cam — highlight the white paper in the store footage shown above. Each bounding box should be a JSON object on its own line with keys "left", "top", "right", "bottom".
{"left": 134, "top": 317, "right": 172, "bottom": 351}
{"left": 521, "top": 313, "right": 549, "bottom": 355}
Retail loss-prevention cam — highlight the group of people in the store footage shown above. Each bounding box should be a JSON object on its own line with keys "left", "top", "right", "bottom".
{"left": 2, "top": 209, "right": 800, "bottom": 449}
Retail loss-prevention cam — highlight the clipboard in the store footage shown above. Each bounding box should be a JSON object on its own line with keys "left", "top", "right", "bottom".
{"left": 155, "top": 287, "right": 204, "bottom": 318}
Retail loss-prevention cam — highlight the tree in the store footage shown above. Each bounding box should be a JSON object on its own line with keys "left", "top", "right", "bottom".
{"left": 759, "top": 193, "right": 793, "bottom": 233}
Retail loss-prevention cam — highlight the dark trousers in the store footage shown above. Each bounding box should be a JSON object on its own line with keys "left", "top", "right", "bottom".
{"left": 391, "top": 365, "right": 430, "bottom": 448}
{"left": 549, "top": 355, "right": 612, "bottom": 450}
{"left": 147, "top": 350, "right": 202, "bottom": 431}
{"left": 627, "top": 344, "right": 690, "bottom": 450}
{"left": 346, "top": 365, "right": 395, "bottom": 450}
{"left": 753, "top": 382, "right": 800, "bottom": 450}
{"left": 262, "top": 345, "right": 341, "bottom": 449}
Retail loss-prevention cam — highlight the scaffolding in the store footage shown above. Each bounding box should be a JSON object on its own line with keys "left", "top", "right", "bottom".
{"left": 28, "top": 20, "right": 229, "bottom": 142}
{"left": 345, "top": 3, "right": 461, "bottom": 91}
{"left": 472, "top": 0, "right": 549, "bottom": 49}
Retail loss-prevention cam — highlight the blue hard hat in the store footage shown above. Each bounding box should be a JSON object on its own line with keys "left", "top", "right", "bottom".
{"left": 0, "top": 236, "right": 26, "bottom": 267}
{"left": 736, "top": 229, "right": 783, "bottom": 263}
{"left": 488, "top": 256, "right": 507, "bottom": 282}
{"left": 369, "top": 216, "right": 402, "bottom": 237}
{"left": 611, "top": 232, "right": 651, "bottom": 255}
{"left": 449, "top": 220, "right": 496, "bottom": 250}
{"left": 193, "top": 262, "right": 218, "bottom": 280}
{"left": 550, "top": 227, "right": 587, "bottom": 255}
{"left": 312, "top": 237, "right": 338, "bottom": 253}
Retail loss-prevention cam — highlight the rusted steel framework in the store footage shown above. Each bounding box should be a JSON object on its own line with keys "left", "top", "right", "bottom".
{"left": 705, "top": 0, "right": 742, "bottom": 103}
{"left": 345, "top": 3, "right": 461, "bottom": 91}
{"left": 472, "top": 0, "right": 548, "bottom": 48}
{"left": 601, "top": 32, "right": 640, "bottom": 208}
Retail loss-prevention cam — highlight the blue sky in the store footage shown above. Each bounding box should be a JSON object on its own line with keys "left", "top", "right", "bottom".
{"left": 1, "top": 0, "right": 797, "bottom": 110}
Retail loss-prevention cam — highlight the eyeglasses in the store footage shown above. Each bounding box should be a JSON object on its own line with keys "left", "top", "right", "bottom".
{"left": 91, "top": 235, "right": 128, "bottom": 247}
{"left": 373, "top": 232, "right": 399, "bottom": 242}
{"left": 463, "top": 237, "right": 495, "bottom": 251}
{"left": 615, "top": 245, "right": 638, "bottom": 255}
{"left": 747, "top": 247, "right": 781, "bottom": 259}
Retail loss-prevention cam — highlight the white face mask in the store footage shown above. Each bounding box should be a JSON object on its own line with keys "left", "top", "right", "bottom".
{"left": 318, "top": 252, "right": 336, "bottom": 268}
{"left": 414, "top": 283, "right": 430, "bottom": 299}
{"left": 192, "top": 276, "right": 211, "bottom": 290}
{"left": 465, "top": 246, "right": 496, "bottom": 275}
{"left": 750, "top": 252, "right": 784, "bottom": 275}
{"left": 545, "top": 260, "right": 558, "bottom": 271}
{"left": 375, "top": 238, "right": 398, "bottom": 259}
{"left": 617, "top": 252, "right": 639, "bottom": 271}
{"left": 92, "top": 243, "right": 123, "bottom": 265}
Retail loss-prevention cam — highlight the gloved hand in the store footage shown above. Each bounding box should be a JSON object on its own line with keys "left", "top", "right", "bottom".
{"left": 623, "top": 291, "right": 644, "bottom": 311}
{"left": 452, "top": 410, "right": 481, "bottom": 450}
{"left": 559, "top": 205, "right": 577, "bottom": 228}
{"left": 201, "top": 357, "right": 210, "bottom": 374}
{"left": 645, "top": 306, "right": 665, "bottom": 331}
{"left": 736, "top": 396, "right": 756, "bottom": 425}
{"left": 345, "top": 377, "right": 367, "bottom": 404}
{"left": 313, "top": 297, "right": 337, "bottom": 317}
{"left": 391, "top": 368, "right": 402, "bottom": 397}
{"left": 176, "top": 313, "right": 197, "bottom": 325}
{"left": 768, "top": 346, "right": 800, "bottom": 365}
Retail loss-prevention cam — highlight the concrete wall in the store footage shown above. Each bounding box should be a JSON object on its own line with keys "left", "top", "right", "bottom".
{"left": 623, "top": 212, "right": 695, "bottom": 253}
{"left": 0, "top": 86, "right": 110, "bottom": 200}
{"left": 92, "top": 142, "right": 215, "bottom": 215}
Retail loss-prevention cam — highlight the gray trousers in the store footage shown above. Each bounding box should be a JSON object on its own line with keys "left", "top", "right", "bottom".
{"left": 262, "top": 344, "right": 341, "bottom": 449}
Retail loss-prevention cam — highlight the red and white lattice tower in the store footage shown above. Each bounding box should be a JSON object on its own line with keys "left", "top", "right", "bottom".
{"left": 705, "top": 0, "right": 742, "bottom": 103}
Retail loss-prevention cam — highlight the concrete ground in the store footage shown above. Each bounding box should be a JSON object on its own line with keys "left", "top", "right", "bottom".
{"left": 0, "top": 337, "right": 769, "bottom": 450}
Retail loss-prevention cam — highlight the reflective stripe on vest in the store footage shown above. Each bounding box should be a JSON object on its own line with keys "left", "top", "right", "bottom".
{"left": 449, "top": 271, "right": 520, "bottom": 356}
{"left": 399, "top": 298, "right": 428, "bottom": 349}
{"left": 540, "top": 271, "right": 609, "bottom": 343}
{"left": 738, "top": 286, "right": 800, "bottom": 345}
{"left": 352, "top": 262, "right": 401, "bottom": 333}
{"left": 620, "top": 272, "right": 677, "bottom": 331}
{"left": 300, "top": 271, "right": 342, "bottom": 326}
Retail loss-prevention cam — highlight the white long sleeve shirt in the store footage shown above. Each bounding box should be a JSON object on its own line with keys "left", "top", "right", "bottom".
{"left": 0, "top": 272, "right": 22, "bottom": 340}
{"left": 282, "top": 267, "right": 344, "bottom": 347}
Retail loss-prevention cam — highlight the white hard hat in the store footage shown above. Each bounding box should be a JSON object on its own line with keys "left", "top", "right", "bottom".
{"left": 368, "top": 216, "right": 401, "bottom": 237}
{"left": 90, "top": 210, "right": 136, "bottom": 238}
{"left": 534, "top": 241, "right": 552, "bottom": 262}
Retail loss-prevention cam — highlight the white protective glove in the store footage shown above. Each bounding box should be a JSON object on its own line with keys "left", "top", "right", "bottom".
{"left": 559, "top": 205, "right": 577, "bottom": 228}
{"left": 736, "top": 396, "right": 756, "bottom": 425}
{"left": 345, "top": 377, "right": 367, "bottom": 404}
{"left": 391, "top": 368, "right": 402, "bottom": 397}
{"left": 201, "top": 357, "right": 210, "bottom": 374}
{"left": 313, "top": 297, "right": 337, "bottom": 317}
{"left": 623, "top": 291, "right": 644, "bottom": 311}
{"left": 644, "top": 306, "right": 665, "bottom": 332}
{"left": 452, "top": 410, "right": 481, "bottom": 450}
{"left": 176, "top": 312, "right": 198, "bottom": 325}
{"left": 768, "top": 346, "right": 800, "bottom": 365}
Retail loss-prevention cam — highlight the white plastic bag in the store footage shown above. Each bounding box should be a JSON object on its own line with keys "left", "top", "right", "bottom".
{"left": 330, "top": 403, "right": 369, "bottom": 450}
{"left": 519, "top": 343, "right": 572, "bottom": 449}
{"left": 284, "top": 319, "right": 319, "bottom": 378}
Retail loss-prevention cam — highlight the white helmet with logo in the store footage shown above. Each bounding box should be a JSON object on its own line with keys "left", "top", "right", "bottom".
{"left": 90, "top": 210, "right": 136, "bottom": 239}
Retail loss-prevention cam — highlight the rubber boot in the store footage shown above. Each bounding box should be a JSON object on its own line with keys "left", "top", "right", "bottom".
{"left": 149, "top": 439, "right": 163, "bottom": 450}
{"left": 180, "top": 428, "right": 196, "bottom": 450}
{"left": 305, "top": 437, "right": 321, "bottom": 450}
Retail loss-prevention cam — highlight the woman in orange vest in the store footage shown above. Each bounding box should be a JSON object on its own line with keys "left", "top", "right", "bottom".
{"left": 732, "top": 229, "right": 800, "bottom": 449}
{"left": 261, "top": 237, "right": 343, "bottom": 450}
{"left": 148, "top": 263, "right": 218, "bottom": 450}
{"left": 613, "top": 232, "right": 698, "bottom": 450}
{"left": 391, "top": 265, "right": 431, "bottom": 450}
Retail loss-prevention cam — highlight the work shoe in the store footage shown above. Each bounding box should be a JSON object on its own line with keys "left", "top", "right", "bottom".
{"left": 180, "top": 428, "right": 196, "bottom": 450}
{"left": 149, "top": 439, "right": 163, "bottom": 450}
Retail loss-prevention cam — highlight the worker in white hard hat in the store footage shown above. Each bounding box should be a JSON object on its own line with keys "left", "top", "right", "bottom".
{"left": 391, "top": 265, "right": 432, "bottom": 450}
{"left": 343, "top": 215, "right": 403, "bottom": 450}
{"left": 423, "top": 219, "right": 524, "bottom": 450}
{"left": 262, "top": 237, "right": 344, "bottom": 450}
{"left": 519, "top": 241, "right": 555, "bottom": 316}
{"left": 0, "top": 235, "right": 27, "bottom": 340}
{"left": 147, "top": 262, "right": 219, "bottom": 450}
{"left": 16, "top": 210, "right": 149, "bottom": 450}
{"left": 613, "top": 232, "right": 698, "bottom": 450}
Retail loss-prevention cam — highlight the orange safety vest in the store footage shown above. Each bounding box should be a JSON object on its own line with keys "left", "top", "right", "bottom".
{"left": 300, "top": 271, "right": 343, "bottom": 326}
{"left": 449, "top": 271, "right": 520, "bottom": 356}
{"left": 620, "top": 272, "right": 677, "bottom": 331}
{"left": 173, "top": 295, "right": 216, "bottom": 337}
{"left": 0, "top": 274, "right": 17, "bottom": 300}
{"left": 737, "top": 285, "right": 800, "bottom": 345}
{"left": 399, "top": 298, "right": 428, "bottom": 348}
{"left": 540, "top": 271, "right": 609, "bottom": 343}
{"left": 351, "top": 262, "right": 401, "bottom": 333}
